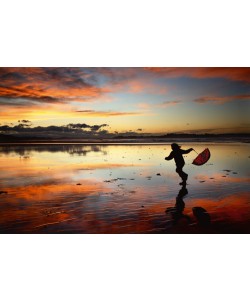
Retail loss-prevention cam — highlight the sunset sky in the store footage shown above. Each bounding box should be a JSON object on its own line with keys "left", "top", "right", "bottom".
{"left": 0, "top": 67, "right": 249, "bottom": 135}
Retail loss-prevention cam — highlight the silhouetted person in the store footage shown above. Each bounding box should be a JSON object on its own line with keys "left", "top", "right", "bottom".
{"left": 165, "top": 184, "right": 191, "bottom": 224}
{"left": 165, "top": 143, "right": 194, "bottom": 185}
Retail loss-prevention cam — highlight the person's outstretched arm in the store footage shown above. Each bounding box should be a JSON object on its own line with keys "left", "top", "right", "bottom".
{"left": 165, "top": 151, "right": 174, "bottom": 160}
{"left": 181, "top": 148, "right": 193, "bottom": 154}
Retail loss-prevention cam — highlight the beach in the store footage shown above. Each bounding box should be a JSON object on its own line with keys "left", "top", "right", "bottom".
{"left": 0, "top": 142, "right": 249, "bottom": 233}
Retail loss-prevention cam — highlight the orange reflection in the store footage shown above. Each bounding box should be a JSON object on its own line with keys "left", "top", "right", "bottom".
{"left": 0, "top": 143, "right": 249, "bottom": 233}
{"left": 0, "top": 179, "right": 109, "bottom": 233}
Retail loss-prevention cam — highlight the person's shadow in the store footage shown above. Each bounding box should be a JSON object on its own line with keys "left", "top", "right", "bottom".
{"left": 165, "top": 183, "right": 191, "bottom": 225}
{"left": 165, "top": 184, "right": 211, "bottom": 228}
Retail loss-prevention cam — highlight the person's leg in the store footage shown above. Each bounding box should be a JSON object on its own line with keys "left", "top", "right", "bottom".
{"left": 176, "top": 166, "right": 183, "bottom": 180}
{"left": 176, "top": 166, "right": 188, "bottom": 183}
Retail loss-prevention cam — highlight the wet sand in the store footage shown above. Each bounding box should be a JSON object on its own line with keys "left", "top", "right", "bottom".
{"left": 0, "top": 143, "right": 249, "bottom": 233}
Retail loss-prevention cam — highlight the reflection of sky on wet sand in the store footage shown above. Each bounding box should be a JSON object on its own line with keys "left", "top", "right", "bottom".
{"left": 0, "top": 143, "right": 249, "bottom": 233}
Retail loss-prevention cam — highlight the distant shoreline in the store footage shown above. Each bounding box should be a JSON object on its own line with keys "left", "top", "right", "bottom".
{"left": 1, "top": 132, "right": 249, "bottom": 145}
{"left": 0, "top": 138, "right": 249, "bottom": 145}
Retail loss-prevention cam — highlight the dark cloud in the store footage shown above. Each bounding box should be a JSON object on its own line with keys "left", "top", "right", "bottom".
{"left": 90, "top": 67, "right": 139, "bottom": 84}
{"left": 18, "top": 120, "right": 31, "bottom": 123}
{"left": 0, "top": 121, "right": 153, "bottom": 140}
{"left": 0, "top": 68, "right": 104, "bottom": 105}
{"left": 0, "top": 67, "right": 92, "bottom": 88}
{"left": 0, "top": 71, "right": 26, "bottom": 83}
{"left": 90, "top": 124, "right": 108, "bottom": 131}
{"left": 67, "top": 123, "right": 108, "bottom": 131}
{"left": 67, "top": 123, "right": 92, "bottom": 129}
{"left": 0, "top": 122, "right": 110, "bottom": 139}
{"left": 0, "top": 97, "right": 36, "bottom": 106}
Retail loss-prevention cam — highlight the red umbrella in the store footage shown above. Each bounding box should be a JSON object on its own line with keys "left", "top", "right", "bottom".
{"left": 192, "top": 148, "right": 211, "bottom": 166}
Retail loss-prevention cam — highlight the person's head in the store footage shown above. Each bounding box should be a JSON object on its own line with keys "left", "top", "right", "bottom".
{"left": 171, "top": 143, "right": 181, "bottom": 151}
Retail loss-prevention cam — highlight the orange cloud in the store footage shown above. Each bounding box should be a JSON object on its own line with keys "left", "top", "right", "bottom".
{"left": 106, "top": 77, "right": 169, "bottom": 95}
{"left": 75, "top": 110, "right": 144, "bottom": 117}
{"left": 144, "top": 67, "right": 250, "bottom": 83}
{"left": 126, "top": 79, "right": 168, "bottom": 95}
{"left": 0, "top": 82, "right": 105, "bottom": 103}
{"left": 137, "top": 102, "right": 151, "bottom": 109}
{"left": 158, "top": 100, "right": 181, "bottom": 107}
{"left": 0, "top": 68, "right": 106, "bottom": 106}
{"left": 136, "top": 100, "right": 181, "bottom": 110}
{"left": 194, "top": 94, "right": 250, "bottom": 104}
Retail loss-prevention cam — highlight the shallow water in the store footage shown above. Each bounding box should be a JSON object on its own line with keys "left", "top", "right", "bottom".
{"left": 0, "top": 143, "right": 249, "bottom": 233}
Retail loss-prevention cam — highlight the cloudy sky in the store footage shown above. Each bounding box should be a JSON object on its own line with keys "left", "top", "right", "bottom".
{"left": 0, "top": 67, "right": 249, "bottom": 135}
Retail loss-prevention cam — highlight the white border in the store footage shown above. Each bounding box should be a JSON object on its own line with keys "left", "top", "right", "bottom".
{"left": 0, "top": 1, "right": 249, "bottom": 300}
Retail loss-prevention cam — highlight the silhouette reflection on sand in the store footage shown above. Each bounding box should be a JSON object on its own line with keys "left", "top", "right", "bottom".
{"left": 165, "top": 182, "right": 211, "bottom": 230}
{"left": 165, "top": 184, "right": 191, "bottom": 225}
